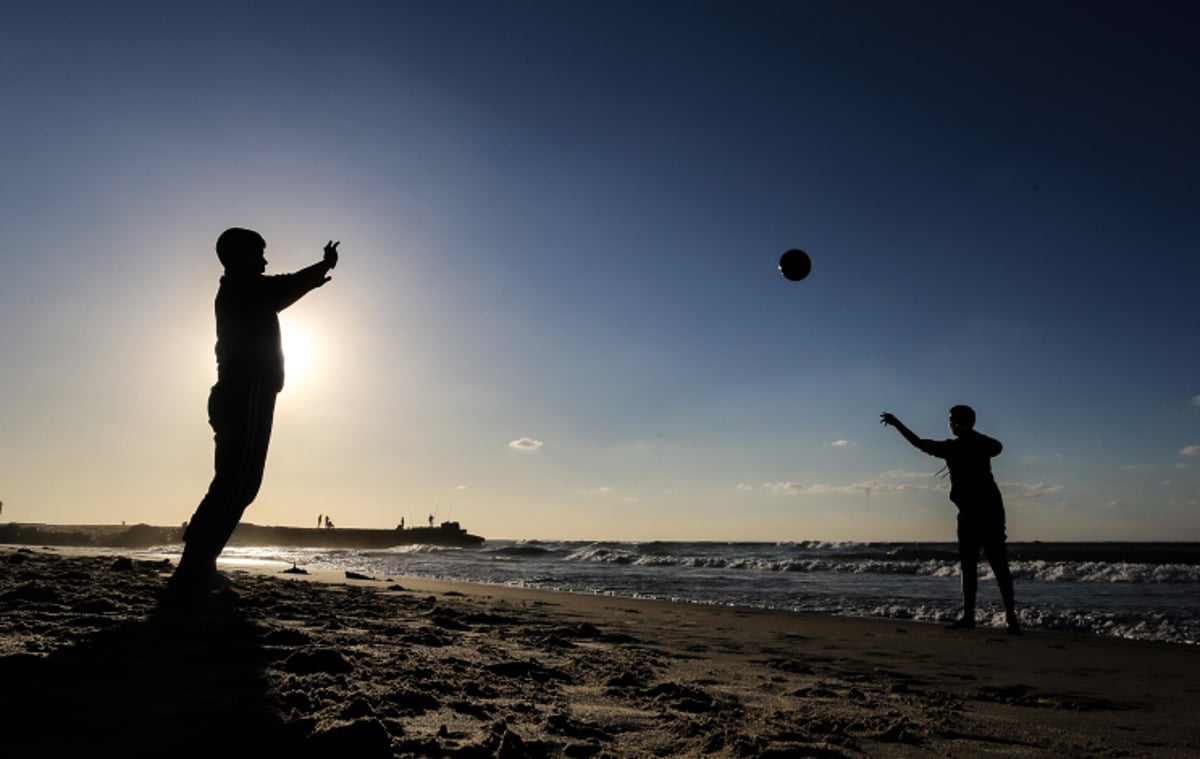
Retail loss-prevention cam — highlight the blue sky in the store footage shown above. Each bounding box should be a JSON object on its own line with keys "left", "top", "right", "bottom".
{"left": 2, "top": 1, "right": 1197, "bottom": 541}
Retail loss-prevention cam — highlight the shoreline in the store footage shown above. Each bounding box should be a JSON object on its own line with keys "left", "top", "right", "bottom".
{"left": 26, "top": 538, "right": 1200, "bottom": 647}
{"left": 2, "top": 545, "right": 1198, "bottom": 757}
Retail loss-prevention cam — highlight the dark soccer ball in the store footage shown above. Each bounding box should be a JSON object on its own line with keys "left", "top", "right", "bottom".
{"left": 778, "top": 248, "right": 812, "bottom": 281}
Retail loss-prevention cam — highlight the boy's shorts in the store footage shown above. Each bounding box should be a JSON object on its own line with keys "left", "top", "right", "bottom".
{"left": 957, "top": 510, "right": 1008, "bottom": 559}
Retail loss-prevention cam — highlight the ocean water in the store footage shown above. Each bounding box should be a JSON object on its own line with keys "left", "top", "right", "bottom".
{"left": 152, "top": 540, "right": 1198, "bottom": 646}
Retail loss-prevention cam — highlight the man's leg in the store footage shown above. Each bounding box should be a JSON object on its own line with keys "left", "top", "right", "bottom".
{"left": 174, "top": 381, "right": 276, "bottom": 588}
{"left": 949, "top": 516, "right": 981, "bottom": 629}
{"left": 983, "top": 529, "right": 1020, "bottom": 634}
{"left": 208, "top": 382, "right": 276, "bottom": 554}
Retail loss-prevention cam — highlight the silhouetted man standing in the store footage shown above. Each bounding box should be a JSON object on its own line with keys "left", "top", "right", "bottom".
{"left": 880, "top": 406, "right": 1020, "bottom": 635}
{"left": 171, "top": 227, "right": 339, "bottom": 597}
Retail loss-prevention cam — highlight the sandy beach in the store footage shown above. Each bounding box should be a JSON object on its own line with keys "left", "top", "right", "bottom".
{"left": 1, "top": 546, "right": 1196, "bottom": 758}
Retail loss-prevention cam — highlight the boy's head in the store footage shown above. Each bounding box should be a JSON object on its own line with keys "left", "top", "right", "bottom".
{"left": 216, "top": 227, "right": 267, "bottom": 274}
{"left": 948, "top": 404, "right": 976, "bottom": 436}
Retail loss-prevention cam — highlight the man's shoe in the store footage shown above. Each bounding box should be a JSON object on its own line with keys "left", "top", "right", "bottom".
{"left": 161, "top": 565, "right": 240, "bottom": 609}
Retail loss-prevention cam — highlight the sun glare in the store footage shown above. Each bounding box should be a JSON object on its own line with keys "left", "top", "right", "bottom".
{"left": 280, "top": 317, "right": 314, "bottom": 387}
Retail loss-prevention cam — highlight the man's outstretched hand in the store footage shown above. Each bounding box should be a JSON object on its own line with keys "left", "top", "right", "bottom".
{"left": 880, "top": 412, "right": 899, "bottom": 427}
{"left": 324, "top": 240, "right": 340, "bottom": 269}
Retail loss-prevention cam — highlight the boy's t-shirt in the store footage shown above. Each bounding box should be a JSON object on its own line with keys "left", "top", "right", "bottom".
{"left": 914, "top": 432, "right": 1004, "bottom": 516}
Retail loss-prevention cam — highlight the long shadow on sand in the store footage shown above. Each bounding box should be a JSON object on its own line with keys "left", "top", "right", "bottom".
{"left": 0, "top": 554, "right": 302, "bottom": 758}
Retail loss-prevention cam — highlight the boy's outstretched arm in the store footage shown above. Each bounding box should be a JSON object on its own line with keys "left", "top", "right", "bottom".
{"left": 271, "top": 240, "right": 341, "bottom": 311}
{"left": 880, "top": 412, "right": 924, "bottom": 449}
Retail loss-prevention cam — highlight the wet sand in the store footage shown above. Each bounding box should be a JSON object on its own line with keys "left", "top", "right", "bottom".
{"left": 1, "top": 545, "right": 1196, "bottom": 757}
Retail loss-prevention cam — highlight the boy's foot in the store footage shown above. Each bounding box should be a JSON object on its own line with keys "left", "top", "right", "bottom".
{"left": 1006, "top": 617, "right": 1022, "bottom": 636}
{"left": 944, "top": 617, "right": 975, "bottom": 631}
{"left": 161, "top": 564, "right": 240, "bottom": 608}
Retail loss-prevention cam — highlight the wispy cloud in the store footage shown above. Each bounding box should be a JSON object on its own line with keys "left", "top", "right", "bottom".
{"left": 1180, "top": 445, "right": 1200, "bottom": 457}
{"left": 763, "top": 480, "right": 939, "bottom": 496}
{"left": 828, "top": 439, "right": 854, "bottom": 448}
{"left": 1191, "top": 395, "right": 1200, "bottom": 407}
{"left": 880, "top": 469, "right": 939, "bottom": 480}
{"left": 762, "top": 481, "right": 806, "bottom": 495}
{"left": 1000, "top": 482, "right": 1066, "bottom": 498}
{"left": 508, "top": 437, "right": 544, "bottom": 451}
{"left": 757, "top": 475, "right": 1065, "bottom": 499}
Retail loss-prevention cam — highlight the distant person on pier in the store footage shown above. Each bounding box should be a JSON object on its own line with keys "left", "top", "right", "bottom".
{"left": 169, "top": 228, "right": 340, "bottom": 601}
{"left": 880, "top": 406, "right": 1020, "bottom": 635}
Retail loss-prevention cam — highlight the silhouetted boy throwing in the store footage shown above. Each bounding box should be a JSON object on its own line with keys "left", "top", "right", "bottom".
{"left": 880, "top": 406, "right": 1020, "bottom": 635}
{"left": 171, "top": 228, "right": 339, "bottom": 597}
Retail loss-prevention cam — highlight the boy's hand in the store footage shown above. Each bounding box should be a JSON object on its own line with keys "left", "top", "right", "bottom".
{"left": 324, "top": 240, "right": 340, "bottom": 269}
{"left": 880, "top": 412, "right": 899, "bottom": 427}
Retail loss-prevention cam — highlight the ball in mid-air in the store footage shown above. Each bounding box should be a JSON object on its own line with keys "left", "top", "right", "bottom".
{"left": 778, "top": 248, "right": 812, "bottom": 281}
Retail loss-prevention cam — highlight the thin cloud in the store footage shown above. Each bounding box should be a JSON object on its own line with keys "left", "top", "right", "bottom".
{"left": 763, "top": 480, "right": 936, "bottom": 496}
{"left": 761, "top": 476, "right": 1063, "bottom": 499}
{"left": 880, "top": 469, "right": 936, "bottom": 480}
{"left": 762, "top": 481, "right": 806, "bottom": 495}
{"left": 508, "top": 437, "right": 544, "bottom": 451}
{"left": 1191, "top": 395, "right": 1200, "bottom": 407}
{"left": 828, "top": 439, "right": 854, "bottom": 448}
{"left": 1180, "top": 445, "right": 1200, "bottom": 457}
{"left": 810, "top": 481, "right": 934, "bottom": 496}
{"left": 1001, "top": 482, "right": 1066, "bottom": 498}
